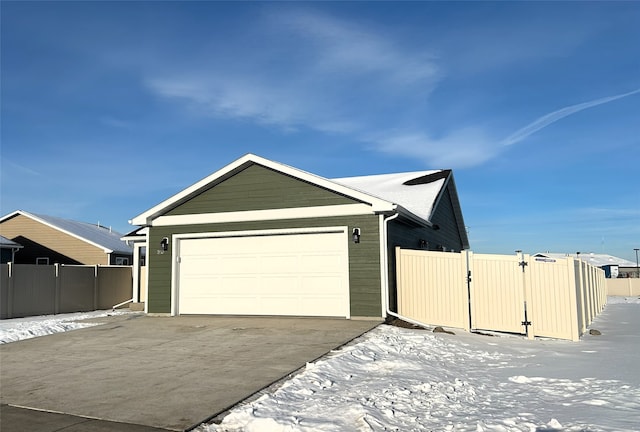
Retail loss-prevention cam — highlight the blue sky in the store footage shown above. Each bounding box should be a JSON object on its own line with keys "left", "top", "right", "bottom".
{"left": 1, "top": 2, "right": 639, "bottom": 261}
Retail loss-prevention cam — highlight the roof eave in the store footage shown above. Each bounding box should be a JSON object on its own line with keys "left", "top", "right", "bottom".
{"left": 395, "top": 206, "right": 434, "bottom": 227}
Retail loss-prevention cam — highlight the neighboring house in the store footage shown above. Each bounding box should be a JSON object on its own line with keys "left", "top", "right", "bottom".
{"left": 128, "top": 154, "right": 469, "bottom": 319}
{"left": 0, "top": 235, "right": 23, "bottom": 264}
{"left": 0, "top": 210, "right": 133, "bottom": 265}
{"left": 534, "top": 252, "right": 639, "bottom": 278}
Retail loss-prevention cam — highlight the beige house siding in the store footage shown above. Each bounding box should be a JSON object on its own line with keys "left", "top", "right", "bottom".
{"left": 0, "top": 214, "right": 108, "bottom": 265}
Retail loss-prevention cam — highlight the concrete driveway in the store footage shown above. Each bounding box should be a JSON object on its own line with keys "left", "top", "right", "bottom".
{"left": 0, "top": 313, "right": 380, "bottom": 431}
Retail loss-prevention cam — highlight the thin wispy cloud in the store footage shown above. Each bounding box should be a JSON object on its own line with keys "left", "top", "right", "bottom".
{"left": 1, "top": 159, "right": 43, "bottom": 177}
{"left": 370, "top": 128, "right": 498, "bottom": 168}
{"left": 502, "top": 88, "right": 640, "bottom": 146}
{"left": 146, "top": 9, "right": 439, "bottom": 136}
{"left": 99, "top": 116, "right": 131, "bottom": 129}
{"left": 271, "top": 10, "right": 439, "bottom": 87}
{"left": 578, "top": 206, "right": 640, "bottom": 220}
{"left": 148, "top": 76, "right": 304, "bottom": 129}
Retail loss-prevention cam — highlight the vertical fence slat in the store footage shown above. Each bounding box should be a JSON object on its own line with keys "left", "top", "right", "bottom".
{"left": 54, "top": 263, "right": 61, "bottom": 314}
{"left": 93, "top": 265, "right": 99, "bottom": 311}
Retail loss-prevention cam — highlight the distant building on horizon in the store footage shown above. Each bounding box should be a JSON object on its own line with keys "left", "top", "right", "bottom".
{"left": 533, "top": 252, "right": 639, "bottom": 278}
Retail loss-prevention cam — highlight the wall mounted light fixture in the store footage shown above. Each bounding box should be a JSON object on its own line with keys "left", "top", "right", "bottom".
{"left": 160, "top": 237, "right": 169, "bottom": 251}
{"left": 352, "top": 228, "right": 361, "bottom": 244}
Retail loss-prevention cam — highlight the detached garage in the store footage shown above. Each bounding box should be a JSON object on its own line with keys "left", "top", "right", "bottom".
{"left": 128, "top": 154, "right": 469, "bottom": 319}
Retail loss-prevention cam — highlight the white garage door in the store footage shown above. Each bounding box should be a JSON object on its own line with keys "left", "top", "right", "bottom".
{"left": 176, "top": 230, "right": 350, "bottom": 317}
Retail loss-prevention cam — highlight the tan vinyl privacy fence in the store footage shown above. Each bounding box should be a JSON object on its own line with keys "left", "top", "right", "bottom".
{"left": 0, "top": 264, "right": 132, "bottom": 319}
{"left": 396, "top": 248, "right": 607, "bottom": 341}
{"left": 606, "top": 278, "right": 640, "bottom": 296}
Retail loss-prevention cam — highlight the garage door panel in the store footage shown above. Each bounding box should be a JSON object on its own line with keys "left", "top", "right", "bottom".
{"left": 177, "top": 231, "right": 349, "bottom": 317}
{"left": 302, "top": 276, "right": 344, "bottom": 293}
{"left": 220, "top": 256, "right": 260, "bottom": 273}
{"left": 259, "top": 255, "right": 300, "bottom": 273}
{"left": 300, "top": 254, "right": 342, "bottom": 272}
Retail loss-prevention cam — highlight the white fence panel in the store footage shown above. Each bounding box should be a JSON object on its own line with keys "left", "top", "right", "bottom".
{"left": 396, "top": 248, "right": 468, "bottom": 330}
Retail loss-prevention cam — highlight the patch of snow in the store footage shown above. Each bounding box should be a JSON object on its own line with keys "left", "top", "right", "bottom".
{"left": 199, "top": 300, "right": 640, "bottom": 432}
{"left": 606, "top": 295, "right": 640, "bottom": 304}
{"left": 0, "top": 309, "right": 133, "bottom": 344}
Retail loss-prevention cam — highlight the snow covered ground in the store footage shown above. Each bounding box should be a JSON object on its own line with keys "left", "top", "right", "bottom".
{"left": 1, "top": 298, "right": 638, "bottom": 431}
{"left": 0, "top": 309, "right": 133, "bottom": 344}
{"left": 200, "top": 296, "right": 640, "bottom": 432}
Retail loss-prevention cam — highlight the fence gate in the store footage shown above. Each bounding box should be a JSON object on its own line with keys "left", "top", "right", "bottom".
{"left": 468, "top": 252, "right": 529, "bottom": 336}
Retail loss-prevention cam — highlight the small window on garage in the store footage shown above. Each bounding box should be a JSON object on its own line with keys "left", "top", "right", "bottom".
{"left": 36, "top": 257, "right": 49, "bottom": 265}
{"left": 115, "top": 257, "right": 129, "bottom": 265}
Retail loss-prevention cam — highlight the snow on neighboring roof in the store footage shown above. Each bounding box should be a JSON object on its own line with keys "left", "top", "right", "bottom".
{"left": 332, "top": 170, "right": 448, "bottom": 223}
{"left": 0, "top": 235, "right": 23, "bottom": 249}
{"left": 534, "top": 252, "right": 637, "bottom": 267}
{"left": 1, "top": 211, "right": 132, "bottom": 254}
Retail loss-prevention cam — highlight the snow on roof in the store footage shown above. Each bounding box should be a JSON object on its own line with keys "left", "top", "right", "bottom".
{"left": 534, "top": 252, "right": 637, "bottom": 267}
{"left": 4, "top": 211, "right": 132, "bottom": 254}
{"left": 0, "top": 235, "right": 23, "bottom": 248}
{"left": 332, "top": 170, "right": 447, "bottom": 222}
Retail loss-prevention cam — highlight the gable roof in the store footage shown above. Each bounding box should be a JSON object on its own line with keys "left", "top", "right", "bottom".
{"left": 130, "top": 153, "right": 469, "bottom": 248}
{"left": 0, "top": 210, "right": 132, "bottom": 254}
{"left": 130, "top": 154, "right": 396, "bottom": 226}
{"left": 0, "top": 235, "right": 23, "bottom": 249}
{"left": 534, "top": 252, "right": 637, "bottom": 267}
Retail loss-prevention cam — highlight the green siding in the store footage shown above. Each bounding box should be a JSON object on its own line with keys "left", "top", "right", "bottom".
{"left": 166, "top": 164, "right": 357, "bottom": 216}
{"left": 147, "top": 215, "right": 382, "bottom": 317}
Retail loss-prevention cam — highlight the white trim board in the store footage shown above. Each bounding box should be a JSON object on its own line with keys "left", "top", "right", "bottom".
{"left": 153, "top": 204, "right": 375, "bottom": 227}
